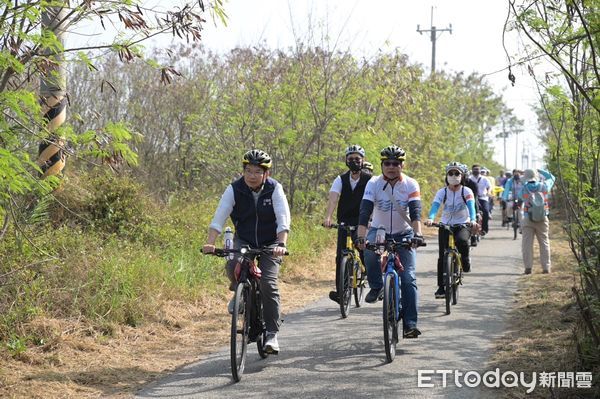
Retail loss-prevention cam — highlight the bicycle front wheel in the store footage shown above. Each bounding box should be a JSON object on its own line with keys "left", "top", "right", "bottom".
{"left": 444, "top": 253, "right": 452, "bottom": 315}
{"left": 383, "top": 273, "right": 397, "bottom": 363}
{"left": 231, "top": 283, "right": 249, "bottom": 382}
{"left": 338, "top": 255, "right": 353, "bottom": 318}
{"left": 353, "top": 259, "right": 366, "bottom": 307}
{"left": 512, "top": 210, "right": 519, "bottom": 240}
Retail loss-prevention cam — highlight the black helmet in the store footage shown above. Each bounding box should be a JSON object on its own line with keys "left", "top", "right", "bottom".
{"left": 345, "top": 144, "right": 365, "bottom": 157}
{"left": 380, "top": 145, "right": 406, "bottom": 161}
{"left": 242, "top": 149, "right": 272, "bottom": 169}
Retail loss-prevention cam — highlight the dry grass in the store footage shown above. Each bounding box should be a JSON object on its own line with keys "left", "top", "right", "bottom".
{"left": 0, "top": 247, "right": 335, "bottom": 398}
{"left": 489, "top": 219, "right": 596, "bottom": 398}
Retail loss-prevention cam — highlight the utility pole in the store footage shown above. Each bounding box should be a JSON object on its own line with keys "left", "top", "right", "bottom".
{"left": 417, "top": 6, "right": 452, "bottom": 73}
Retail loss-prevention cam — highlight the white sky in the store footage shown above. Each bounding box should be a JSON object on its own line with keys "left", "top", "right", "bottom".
{"left": 69, "top": 0, "right": 551, "bottom": 170}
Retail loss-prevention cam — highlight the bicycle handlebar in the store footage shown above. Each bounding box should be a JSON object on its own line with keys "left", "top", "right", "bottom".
{"left": 365, "top": 238, "right": 426, "bottom": 252}
{"left": 429, "top": 222, "right": 472, "bottom": 229}
{"left": 322, "top": 223, "right": 357, "bottom": 231}
{"left": 202, "top": 246, "right": 290, "bottom": 257}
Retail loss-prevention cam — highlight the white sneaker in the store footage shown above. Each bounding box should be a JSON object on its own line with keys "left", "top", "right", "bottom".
{"left": 227, "top": 295, "right": 242, "bottom": 314}
{"left": 264, "top": 332, "right": 279, "bottom": 354}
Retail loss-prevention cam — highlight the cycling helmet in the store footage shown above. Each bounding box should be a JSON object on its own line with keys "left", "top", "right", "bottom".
{"left": 362, "top": 161, "right": 373, "bottom": 171}
{"left": 379, "top": 145, "right": 406, "bottom": 161}
{"left": 445, "top": 161, "right": 463, "bottom": 174}
{"left": 242, "top": 149, "right": 272, "bottom": 169}
{"left": 345, "top": 144, "right": 365, "bottom": 157}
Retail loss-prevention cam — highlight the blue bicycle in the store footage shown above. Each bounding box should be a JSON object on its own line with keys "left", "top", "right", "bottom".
{"left": 367, "top": 237, "right": 426, "bottom": 362}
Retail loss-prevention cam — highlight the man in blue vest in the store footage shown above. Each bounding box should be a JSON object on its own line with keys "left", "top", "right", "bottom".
{"left": 203, "top": 149, "right": 291, "bottom": 354}
{"left": 323, "top": 145, "right": 372, "bottom": 304}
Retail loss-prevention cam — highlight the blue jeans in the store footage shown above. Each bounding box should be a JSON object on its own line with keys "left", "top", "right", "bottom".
{"left": 364, "top": 227, "right": 419, "bottom": 329}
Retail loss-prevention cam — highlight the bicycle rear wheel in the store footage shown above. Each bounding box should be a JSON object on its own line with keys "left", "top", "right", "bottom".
{"left": 444, "top": 253, "right": 452, "bottom": 315}
{"left": 383, "top": 273, "right": 397, "bottom": 363}
{"left": 452, "top": 256, "right": 460, "bottom": 305}
{"left": 353, "top": 260, "right": 366, "bottom": 307}
{"left": 338, "top": 255, "right": 353, "bottom": 318}
{"left": 231, "top": 283, "right": 249, "bottom": 382}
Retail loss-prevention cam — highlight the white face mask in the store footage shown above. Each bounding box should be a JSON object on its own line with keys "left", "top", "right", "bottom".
{"left": 447, "top": 175, "right": 461, "bottom": 185}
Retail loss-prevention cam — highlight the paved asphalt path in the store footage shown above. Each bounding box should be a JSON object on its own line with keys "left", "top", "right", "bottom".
{"left": 137, "top": 219, "right": 523, "bottom": 398}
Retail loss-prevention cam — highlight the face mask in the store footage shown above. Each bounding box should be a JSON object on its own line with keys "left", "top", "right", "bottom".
{"left": 514, "top": 175, "right": 520, "bottom": 181}
{"left": 448, "top": 176, "right": 461, "bottom": 185}
{"left": 346, "top": 160, "right": 362, "bottom": 172}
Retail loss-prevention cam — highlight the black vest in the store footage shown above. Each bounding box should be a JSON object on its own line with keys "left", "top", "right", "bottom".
{"left": 230, "top": 177, "right": 278, "bottom": 247}
{"left": 336, "top": 171, "right": 371, "bottom": 225}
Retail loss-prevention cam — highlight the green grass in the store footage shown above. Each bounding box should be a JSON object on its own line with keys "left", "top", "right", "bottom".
{"left": 0, "top": 177, "right": 333, "bottom": 343}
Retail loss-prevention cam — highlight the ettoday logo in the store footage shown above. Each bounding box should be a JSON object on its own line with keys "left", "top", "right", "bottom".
{"left": 417, "top": 369, "right": 593, "bottom": 393}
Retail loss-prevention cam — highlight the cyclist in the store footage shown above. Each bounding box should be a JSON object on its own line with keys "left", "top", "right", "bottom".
{"left": 469, "top": 164, "right": 492, "bottom": 236}
{"left": 203, "top": 149, "right": 291, "bottom": 354}
{"left": 323, "top": 144, "right": 372, "bottom": 304}
{"left": 425, "top": 162, "right": 478, "bottom": 298}
{"left": 481, "top": 167, "right": 496, "bottom": 216}
{"left": 356, "top": 145, "right": 424, "bottom": 338}
{"left": 502, "top": 169, "right": 524, "bottom": 231}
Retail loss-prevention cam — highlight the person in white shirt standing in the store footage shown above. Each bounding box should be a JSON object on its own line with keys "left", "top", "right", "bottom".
{"left": 356, "top": 145, "right": 425, "bottom": 339}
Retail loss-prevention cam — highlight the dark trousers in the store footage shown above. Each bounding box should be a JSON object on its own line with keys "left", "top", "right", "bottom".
{"left": 478, "top": 198, "right": 490, "bottom": 233}
{"left": 437, "top": 225, "right": 471, "bottom": 287}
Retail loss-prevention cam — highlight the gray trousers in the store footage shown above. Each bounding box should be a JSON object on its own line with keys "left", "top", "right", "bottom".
{"left": 521, "top": 217, "right": 551, "bottom": 272}
{"left": 226, "top": 239, "right": 282, "bottom": 333}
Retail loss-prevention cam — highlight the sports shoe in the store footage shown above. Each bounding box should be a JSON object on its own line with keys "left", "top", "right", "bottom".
{"left": 524, "top": 269, "right": 532, "bottom": 275}
{"left": 470, "top": 237, "right": 478, "bottom": 247}
{"left": 365, "top": 288, "right": 384, "bottom": 303}
{"left": 264, "top": 332, "right": 279, "bottom": 354}
{"left": 329, "top": 291, "right": 339, "bottom": 304}
{"left": 463, "top": 262, "right": 471, "bottom": 273}
{"left": 434, "top": 287, "right": 445, "bottom": 299}
{"left": 403, "top": 327, "right": 421, "bottom": 339}
{"left": 542, "top": 270, "right": 550, "bottom": 274}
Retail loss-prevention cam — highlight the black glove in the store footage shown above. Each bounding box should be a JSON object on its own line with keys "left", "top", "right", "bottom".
{"left": 411, "top": 234, "right": 424, "bottom": 247}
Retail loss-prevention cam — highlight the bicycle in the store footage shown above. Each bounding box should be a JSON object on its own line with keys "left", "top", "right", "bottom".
{"left": 510, "top": 200, "right": 522, "bottom": 240}
{"left": 367, "top": 237, "right": 426, "bottom": 363}
{"left": 324, "top": 223, "right": 367, "bottom": 318}
{"left": 203, "top": 245, "right": 287, "bottom": 382}
{"left": 430, "top": 222, "right": 469, "bottom": 315}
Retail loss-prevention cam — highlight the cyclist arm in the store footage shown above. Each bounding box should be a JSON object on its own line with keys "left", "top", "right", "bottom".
{"left": 324, "top": 191, "right": 340, "bottom": 226}
{"left": 273, "top": 183, "right": 291, "bottom": 245}
{"left": 408, "top": 199, "right": 423, "bottom": 235}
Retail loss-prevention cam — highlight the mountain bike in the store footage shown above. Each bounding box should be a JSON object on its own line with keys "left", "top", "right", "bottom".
{"left": 430, "top": 222, "right": 469, "bottom": 315}
{"left": 324, "top": 223, "right": 367, "bottom": 318}
{"left": 367, "top": 237, "right": 426, "bottom": 363}
{"left": 203, "top": 246, "right": 287, "bottom": 382}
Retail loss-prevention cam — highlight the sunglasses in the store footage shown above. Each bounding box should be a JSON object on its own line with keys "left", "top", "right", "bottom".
{"left": 347, "top": 157, "right": 362, "bottom": 162}
{"left": 383, "top": 161, "right": 401, "bottom": 167}
{"left": 447, "top": 171, "right": 461, "bottom": 177}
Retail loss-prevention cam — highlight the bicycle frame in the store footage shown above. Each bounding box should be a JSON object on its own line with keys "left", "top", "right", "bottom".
{"left": 340, "top": 228, "right": 366, "bottom": 290}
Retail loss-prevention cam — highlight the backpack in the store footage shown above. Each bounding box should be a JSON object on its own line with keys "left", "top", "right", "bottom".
{"left": 525, "top": 183, "right": 546, "bottom": 222}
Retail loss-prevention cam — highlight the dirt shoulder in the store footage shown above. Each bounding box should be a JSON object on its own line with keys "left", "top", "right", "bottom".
{"left": 0, "top": 247, "right": 336, "bottom": 398}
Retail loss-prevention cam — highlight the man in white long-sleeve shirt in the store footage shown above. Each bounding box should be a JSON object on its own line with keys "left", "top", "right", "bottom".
{"left": 203, "top": 149, "right": 291, "bottom": 354}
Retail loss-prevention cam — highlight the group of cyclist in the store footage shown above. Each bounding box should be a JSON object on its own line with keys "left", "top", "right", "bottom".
{"left": 202, "top": 144, "right": 554, "bottom": 355}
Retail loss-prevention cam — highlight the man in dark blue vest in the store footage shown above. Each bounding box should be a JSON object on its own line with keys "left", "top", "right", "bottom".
{"left": 203, "top": 149, "right": 291, "bottom": 354}
{"left": 323, "top": 145, "right": 371, "bottom": 303}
